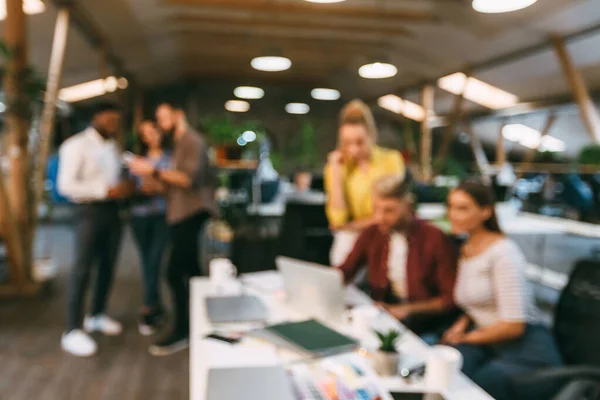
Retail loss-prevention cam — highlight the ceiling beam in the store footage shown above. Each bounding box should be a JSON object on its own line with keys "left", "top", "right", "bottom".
{"left": 163, "top": 0, "right": 438, "bottom": 22}
{"left": 49, "top": 0, "right": 132, "bottom": 81}
{"left": 172, "top": 14, "right": 411, "bottom": 37}
{"left": 385, "top": 19, "right": 600, "bottom": 100}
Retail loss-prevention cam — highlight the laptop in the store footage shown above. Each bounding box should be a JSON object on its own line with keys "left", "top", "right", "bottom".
{"left": 276, "top": 256, "right": 346, "bottom": 324}
{"left": 207, "top": 366, "right": 296, "bottom": 400}
{"left": 205, "top": 295, "right": 268, "bottom": 324}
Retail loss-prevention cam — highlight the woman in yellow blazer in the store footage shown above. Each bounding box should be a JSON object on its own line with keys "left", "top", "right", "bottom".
{"left": 325, "top": 99, "right": 405, "bottom": 264}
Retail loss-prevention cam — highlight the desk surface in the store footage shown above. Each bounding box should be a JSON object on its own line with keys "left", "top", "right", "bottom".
{"left": 190, "top": 272, "right": 493, "bottom": 400}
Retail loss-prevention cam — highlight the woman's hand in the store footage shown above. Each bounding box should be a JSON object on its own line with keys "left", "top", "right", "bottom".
{"left": 442, "top": 316, "right": 470, "bottom": 345}
{"left": 327, "top": 150, "right": 344, "bottom": 169}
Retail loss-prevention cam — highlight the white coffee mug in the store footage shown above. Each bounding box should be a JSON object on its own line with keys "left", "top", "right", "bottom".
{"left": 425, "top": 345, "right": 463, "bottom": 392}
{"left": 209, "top": 258, "right": 237, "bottom": 284}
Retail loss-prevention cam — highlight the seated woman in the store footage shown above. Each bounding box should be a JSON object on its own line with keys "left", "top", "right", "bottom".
{"left": 337, "top": 174, "right": 458, "bottom": 337}
{"left": 325, "top": 100, "right": 405, "bottom": 265}
{"left": 443, "top": 180, "right": 561, "bottom": 400}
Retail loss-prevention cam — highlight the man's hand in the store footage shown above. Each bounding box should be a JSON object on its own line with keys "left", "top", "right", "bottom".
{"left": 128, "top": 157, "right": 155, "bottom": 177}
{"left": 380, "top": 303, "right": 413, "bottom": 321}
{"left": 107, "top": 180, "right": 135, "bottom": 199}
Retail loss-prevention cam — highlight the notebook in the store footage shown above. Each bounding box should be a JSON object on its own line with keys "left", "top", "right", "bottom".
{"left": 251, "top": 319, "right": 358, "bottom": 357}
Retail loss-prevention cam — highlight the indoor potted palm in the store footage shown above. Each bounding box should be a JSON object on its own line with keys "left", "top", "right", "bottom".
{"left": 372, "top": 329, "right": 402, "bottom": 376}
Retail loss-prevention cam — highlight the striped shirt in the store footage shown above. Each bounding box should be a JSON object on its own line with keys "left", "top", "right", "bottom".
{"left": 454, "top": 238, "right": 539, "bottom": 327}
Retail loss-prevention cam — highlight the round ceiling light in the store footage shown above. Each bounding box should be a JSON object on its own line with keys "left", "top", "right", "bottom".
{"left": 358, "top": 62, "right": 398, "bottom": 79}
{"left": 472, "top": 0, "right": 537, "bottom": 13}
{"left": 225, "top": 100, "right": 250, "bottom": 113}
{"left": 234, "top": 86, "right": 264, "bottom": 100}
{"left": 311, "top": 88, "right": 341, "bottom": 101}
{"left": 104, "top": 76, "right": 118, "bottom": 92}
{"left": 251, "top": 56, "right": 292, "bottom": 72}
{"left": 285, "top": 103, "right": 310, "bottom": 115}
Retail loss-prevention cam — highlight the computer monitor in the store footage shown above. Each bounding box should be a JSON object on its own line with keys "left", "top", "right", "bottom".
{"left": 276, "top": 256, "right": 345, "bottom": 324}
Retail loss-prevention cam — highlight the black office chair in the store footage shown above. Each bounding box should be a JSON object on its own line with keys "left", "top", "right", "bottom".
{"left": 515, "top": 258, "right": 600, "bottom": 400}
{"left": 277, "top": 200, "right": 333, "bottom": 266}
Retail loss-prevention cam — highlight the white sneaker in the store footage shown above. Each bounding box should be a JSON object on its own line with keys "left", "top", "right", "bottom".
{"left": 61, "top": 330, "right": 98, "bottom": 357}
{"left": 84, "top": 314, "right": 123, "bottom": 336}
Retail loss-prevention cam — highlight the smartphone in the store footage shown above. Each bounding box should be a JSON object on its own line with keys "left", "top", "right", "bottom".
{"left": 122, "top": 151, "right": 135, "bottom": 164}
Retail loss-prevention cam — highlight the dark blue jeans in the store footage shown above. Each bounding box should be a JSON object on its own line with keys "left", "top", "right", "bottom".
{"left": 131, "top": 214, "right": 169, "bottom": 310}
{"left": 455, "top": 325, "right": 562, "bottom": 400}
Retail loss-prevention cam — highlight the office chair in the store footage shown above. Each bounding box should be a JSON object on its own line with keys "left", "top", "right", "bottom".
{"left": 514, "top": 258, "right": 600, "bottom": 400}
{"left": 277, "top": 199, "right": 333, "bottom": 266}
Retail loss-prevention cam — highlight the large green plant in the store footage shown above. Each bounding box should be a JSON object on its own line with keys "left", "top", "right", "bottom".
{"left": 269, "top": 120, "right": 318, "bottom": 173}
{"left": 200, "top": 116, "right": 265, "bottom": 146}
{"left": 0, "top": 41, "right": 44, "bottom": 121}
{"left": 578, "top": 145, "right": 600, "bottom": 166}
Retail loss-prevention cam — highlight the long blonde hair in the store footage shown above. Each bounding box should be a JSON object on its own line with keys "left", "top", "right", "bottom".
{"left": 338, "top": 99, "right": 378, "bottom": 143}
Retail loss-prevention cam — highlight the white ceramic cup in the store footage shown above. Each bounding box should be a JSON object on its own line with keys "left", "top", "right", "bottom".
{"left": 425, "top": 345, "right": 464, "bottom": 392}
{"left": 209, "top": 258, "right": 237, "bottom": 285}
{"left": 351, "top": 306, "right": 379, "bottom": 338}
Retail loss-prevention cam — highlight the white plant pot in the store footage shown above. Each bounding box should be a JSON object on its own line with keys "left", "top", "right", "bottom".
{"left": 371, "top": 350, "right": 400, "bottom": 376}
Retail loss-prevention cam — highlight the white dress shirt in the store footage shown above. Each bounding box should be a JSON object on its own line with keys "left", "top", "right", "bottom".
{"left": 387, "top": 232, "right": 409, "bottom": 300}
{"left": 57, "top": 127, "right": 122, "bottom": 203}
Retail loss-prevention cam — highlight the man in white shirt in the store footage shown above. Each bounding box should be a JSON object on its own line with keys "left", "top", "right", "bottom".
{"left": 57, "top": 102, "right": 133, "bottom": 357}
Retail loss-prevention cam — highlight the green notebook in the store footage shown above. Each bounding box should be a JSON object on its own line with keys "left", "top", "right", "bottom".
{"left": 254, "top": 319, "right": 358, "bottom": 357}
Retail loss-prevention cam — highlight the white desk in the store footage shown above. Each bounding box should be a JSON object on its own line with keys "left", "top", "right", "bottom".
{"left": 190, "top": 272, "right": 493, "bottom": 400}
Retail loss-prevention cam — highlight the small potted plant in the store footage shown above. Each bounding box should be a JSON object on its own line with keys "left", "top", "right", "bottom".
{"left": 372, "top": 329, "right": 402, "bottom": 376}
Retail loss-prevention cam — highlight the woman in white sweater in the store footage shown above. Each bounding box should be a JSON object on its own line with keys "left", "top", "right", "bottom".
{"left": 443, "top": 180, "right": 561, "bottom": 400}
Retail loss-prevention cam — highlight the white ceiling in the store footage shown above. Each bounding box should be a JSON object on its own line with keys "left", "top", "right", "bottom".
{"left": 5, "top": 0, "right": 600, "bottom": 155}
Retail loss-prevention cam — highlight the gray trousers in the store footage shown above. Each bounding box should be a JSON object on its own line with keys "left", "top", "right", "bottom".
{"left": 66, "top": 203, "right": 122, "bottom": 332}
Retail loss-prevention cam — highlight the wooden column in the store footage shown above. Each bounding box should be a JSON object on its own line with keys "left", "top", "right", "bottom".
{"left": 34, "top": 8, "right": 70, "bottom": 217}
{"left": 3, "top": 0, "right": 30, "bottom": 288}
{"left": 522, "top": 114, "right": 557, "bottom": 167}
{"left": 132, "top": 87, "right": 144, "bottom": 153}
{"left": 420, "top": 85, "right": 435, "bottom": 182}
{"left": 435, "top": 71, "right": 469, "bottom": 164}
{"left": 465, "top": 123, "right": 492, "bottom": 185}
{"left": 495, "top": 121, "right": 507, "bottom": 166}
{"left": 552, "top": 36, "right": 600, "bottom": 143}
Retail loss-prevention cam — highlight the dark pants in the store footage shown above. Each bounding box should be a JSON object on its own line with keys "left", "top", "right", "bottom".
{"left": 167, "top": 212, "right": 210, "bottom": 335}
{"left": 131, "top": 214, "right": 169, "bottom": 310}
{"left": 455, "top": 325, "right": 562, "bottom": 400}
{"left": 67, "top": 203, "right": 122, "bottom": 332}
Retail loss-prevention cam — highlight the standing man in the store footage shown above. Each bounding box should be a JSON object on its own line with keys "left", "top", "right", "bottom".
{"left": 129, "top": 103, "right": 215, "bottom": 356}
{"left": 58, "top": 103, "right": 132, "bottom": 357}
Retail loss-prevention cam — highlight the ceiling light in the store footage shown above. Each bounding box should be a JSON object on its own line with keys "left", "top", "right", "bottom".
{"left": 225, "top": 100, "right": 250, "bottom": 113}
{"left": 251, "top": 56, "right": 292, "bottom": 72}
{"left": 117, "top": 77, "right": 129, "bottom": 90}
{"left": 438, "top": 72, "right": 519, "bottom": 109}
{"left": 377, "top": 94, "right": 427, "bottom": 122}
{"left": 242, "top": 130, "right": 257, "bottom": 143}
{"left": 59, "top": 76, "right": 127, "bottom": 103}
{"left": 237, "top": 136, "right": 247, "bottom": 147}
{"left": 539, "top": 136, "right": 566, "bottom": 153}
{"left": 359, "top": 62, "right": 398, "bottom": 79}
{"left": 104, "top": 77, "right": 118, "bottom": 93}
{"left": 501, "top": 123, "right": 565, "bottom": 152}
{"left": 0, "top": 0, "right": 45, "bottom": 20}
{"left": 472, "top": 0, "right": 537, "bottom": 13}
{"left": 234, "top": 86, "right": 264, "bottom": 100}
{"left": 285, "top": 103, "right": 310, "bottom": 115}
{"left": 311, "top": 88, "right": 341, "bottom": 101}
